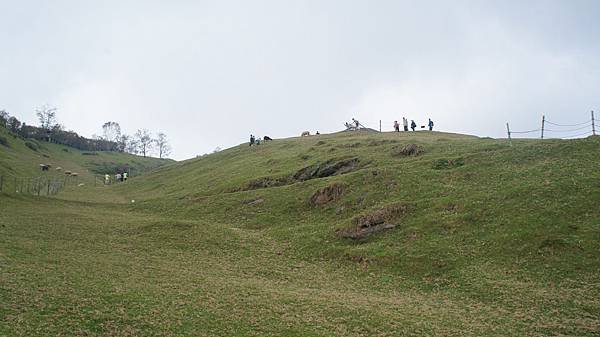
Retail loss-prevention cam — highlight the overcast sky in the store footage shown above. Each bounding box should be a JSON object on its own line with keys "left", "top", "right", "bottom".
{"left": 1, "top": 0, "right": 599, "bottom": 160}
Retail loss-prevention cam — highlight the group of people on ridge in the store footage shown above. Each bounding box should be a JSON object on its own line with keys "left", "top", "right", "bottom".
{"left": 249, "top": 134, "right": 272, "bottom": 146}
{"left": 248, "top": 117, "right": 434, "bottom": 147}
{"left": 393, "top": 118, "right": 434, "bottom": 132}
{"left": 344, "top": 118, "right": 362, "bottom": 130}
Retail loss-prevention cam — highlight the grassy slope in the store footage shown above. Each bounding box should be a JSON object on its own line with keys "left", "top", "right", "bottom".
{"left": 0, "top": 126, "right": 172, "bottom": 186}
{"left": 1, "top": 130, "right": 599, "bottom": 336}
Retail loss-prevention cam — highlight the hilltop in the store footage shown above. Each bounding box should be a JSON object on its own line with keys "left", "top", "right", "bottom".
{"left": 1, "top": 130, "right": 600, "bottom": 336}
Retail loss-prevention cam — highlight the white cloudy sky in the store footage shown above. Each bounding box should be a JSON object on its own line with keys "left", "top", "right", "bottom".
{"left": 1, "top": 0, "right": 599, "bottom": 159}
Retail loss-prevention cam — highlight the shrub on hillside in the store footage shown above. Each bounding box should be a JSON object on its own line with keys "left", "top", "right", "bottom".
{"left": 0, "top": 135, "right": 8, "bottom": 147}
{"left": 25, "top": 141, "right": 39, "bottom": 152}
{"left": 432, "top": 158, "right": 465, "bottom": 170}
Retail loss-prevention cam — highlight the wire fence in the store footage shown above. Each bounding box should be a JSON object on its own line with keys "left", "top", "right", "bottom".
{"left": 506, "top": 111, "right": 597, "bottom": 141}
{"left": 0, "top": 167, "right": 139, "bottom": 196}
{"left": 0, "top": 174, "right": 79, "bottom": 196}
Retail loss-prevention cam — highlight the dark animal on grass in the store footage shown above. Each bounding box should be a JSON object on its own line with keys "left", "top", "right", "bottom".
{"left": 264, "top": 136, "right": 273, "bottom": 141}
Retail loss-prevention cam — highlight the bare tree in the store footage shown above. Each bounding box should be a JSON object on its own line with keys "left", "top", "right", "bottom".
{"left": 36, "top": 104, "right": 57, "bottom": 130}
{"left": 102, "top": 121, "right": 122, "bottom": 142}
{"left": 155, "top": 132, "right": 171, "bottom": 159}
{"left": 125, "top": 138, "right": 139, "bottom": 154}
{"left": 116, "top": 134, "right": 130, "bottom": 152}
{"left": 134, "top": 129, "right": 153, "bottom": 157}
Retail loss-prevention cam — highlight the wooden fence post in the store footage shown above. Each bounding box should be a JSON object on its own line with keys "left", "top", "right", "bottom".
{"left": 541, "top": 114, "right": 545, "bottom": 139}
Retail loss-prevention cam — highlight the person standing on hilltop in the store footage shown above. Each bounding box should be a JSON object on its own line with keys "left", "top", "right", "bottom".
{"left": 393, "top": 120, "right": 400, "bottom": 132}
{"left": 428, "top": 118, "right": 434, "bottom": 131}
{"left": 249, "top": 134, "right": 255, "bottom": 146}
{"left": 403, "top": 117, "right": 409, "bottom": 131}
{"left": 411, "top": 120, "right": 417, "bottom": 131}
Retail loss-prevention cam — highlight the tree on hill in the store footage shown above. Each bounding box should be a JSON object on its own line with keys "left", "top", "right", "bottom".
{"left": 155, "top": 132, "right": 171, "bottom": 159}
{"left": 0, "top": 110, "right": 8, "bottom": 128}
{"left": 7, "top": 116, "right": 21, "bottom": 133}
{"left": 35, "top": 104, "right": 57, "bottom": 130}
{"left": 102, "top": 121, "right": 122, "bottom": 142}
{"left": 116, "top": 134, "right": 130, "bottom": 152}
{"left": 125, "top": 138, "right": 139, "bottom": 154}
{"left": 36, "top": 104, "right": 58, "bottom": 142}
{"left": 134, "top": 129, "right": 153, "bottom": 157}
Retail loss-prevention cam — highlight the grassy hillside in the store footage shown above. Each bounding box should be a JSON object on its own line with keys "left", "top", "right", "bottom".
{"left": 0, "top": 126, "right": 172, "bottom": 188}
{"left": 119, "top": 130, "right": 600, "bottom": 280}
{"left": 1, "top": 130, "right": 599, "bottom": 336}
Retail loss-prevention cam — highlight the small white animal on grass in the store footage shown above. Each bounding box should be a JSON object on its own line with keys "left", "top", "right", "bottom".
{"left": 301, "top": 131, "right": 310, "bottom": 137}
{"left": 78, "top": 183, "right": 85, "bottom": 187}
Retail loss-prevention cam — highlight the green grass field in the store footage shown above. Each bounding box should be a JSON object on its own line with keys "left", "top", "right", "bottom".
{"left": 1, "top": 130, "right": 599, "bottom": 336}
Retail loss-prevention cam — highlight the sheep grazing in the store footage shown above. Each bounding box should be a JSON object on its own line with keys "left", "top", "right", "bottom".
{"left": 70, "top": 172, "right": 79, "bottom": 177}
{"left": 301, "top": 131, "right": 311, "bottom": 137}
{"left": 39, "top": 164, "right": 51, "bottom": 171}
{"left": 64, "top": 170, "right": 72, "bottom": 175}
{"left": 56, "top": 167, "right": 63, "bottom": 171}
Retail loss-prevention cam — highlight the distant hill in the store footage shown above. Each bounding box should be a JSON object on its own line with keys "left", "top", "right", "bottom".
{"left": 0, "top": 125, "right": 173, "bottom": 182}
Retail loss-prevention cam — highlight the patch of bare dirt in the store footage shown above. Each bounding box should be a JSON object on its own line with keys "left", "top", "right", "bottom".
{"left": 308, "top": 183, "right": 346, "bottom": 206}
{"left": 235, "top": 158, "right": 360, "bottom": 192}
{"left": 238, "top": 176, "right": 291, "bottom": 191}
{"left": 391, "top": 144, "right": 424, "bottom": 157}
{"left": 337, "top": 203, "right": 411, "bottom": 240}
{"left": 338, "top": 223, "right": 396, "bottom": 240}
{"left": 293, "top": 158, "right": 360, "bottom": 181}
{"left": 242, "top": 198, "right": 264, "bottom": 206}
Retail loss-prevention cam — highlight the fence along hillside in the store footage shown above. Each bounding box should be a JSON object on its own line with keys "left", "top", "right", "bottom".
{"left": 0, "top": 172, "right": 79, "bottom": 196}
{"left": 507, "top": 111, "right": 596, "bottom": 141}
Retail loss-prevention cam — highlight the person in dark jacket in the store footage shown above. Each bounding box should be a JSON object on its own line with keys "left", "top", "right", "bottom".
{"left": 428, "top": 118, "right": 434, "bottom": 131}
{"left": 249, "top": 134, "right": 255, "bottom": 146}
{"left": 410, "top": 120, "right": 417, "bottom": 131}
